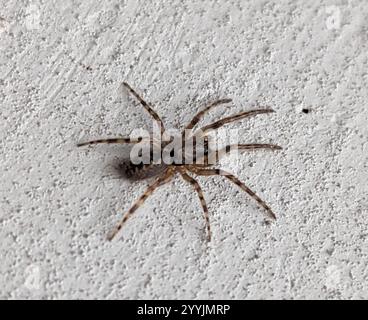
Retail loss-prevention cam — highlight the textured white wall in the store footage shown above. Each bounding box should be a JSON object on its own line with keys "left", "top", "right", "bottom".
{"left": 1, "top": 0, "right": 367, "bottom": 299}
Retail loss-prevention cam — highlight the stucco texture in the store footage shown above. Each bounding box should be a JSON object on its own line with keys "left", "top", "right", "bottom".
{"left": 0, "top": 0, "right": 367, "bottom": 299}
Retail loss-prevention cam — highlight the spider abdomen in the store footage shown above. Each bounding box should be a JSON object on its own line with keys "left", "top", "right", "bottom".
{"left": 123, "top": 162, "right": 168, "bottom": 181}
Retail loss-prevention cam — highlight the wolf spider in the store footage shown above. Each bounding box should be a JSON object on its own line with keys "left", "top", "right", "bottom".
{"left": 78, "top": 82, "right": 281, "bottom": 241}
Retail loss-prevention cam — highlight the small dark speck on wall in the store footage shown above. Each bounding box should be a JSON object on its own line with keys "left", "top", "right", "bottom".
{"left": 302, "top": 108, "right": 310, "bottom": 114}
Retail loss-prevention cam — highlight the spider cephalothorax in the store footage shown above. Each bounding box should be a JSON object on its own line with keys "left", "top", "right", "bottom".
{"left": 78, "top": 82, "right": 281, "bottom": 241}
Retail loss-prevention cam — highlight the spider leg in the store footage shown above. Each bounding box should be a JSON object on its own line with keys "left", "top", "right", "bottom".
{"left": 184, "top": 98, "right": 232, "bottom": 131}
{"left": 122, "top": 82, "right": 165, "bottom": 134}
{"left": 194, "top": 143, "right": 281, "bottom": 166}
{"left": 179, "top": 169, "right": 211, "bottom": 241}
{"left": 182, "top": 100, "right": 231, "bottom": 160}
{"left": 215, "top": 143, "right": 282, "bottom": 161}
{"left": 197, "top": 109, "right": 275, "bottom": 137}
{"left": 188, "top": 167, "right": 276, "bottom": 220}
{"left": 107, "top": 169, "right": 174, "bottom": 240}
{"left": 77, "top": 137, "right": 146, "bottom": 147}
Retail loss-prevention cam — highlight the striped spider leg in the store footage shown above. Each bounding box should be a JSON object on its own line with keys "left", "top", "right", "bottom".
{"left": 177, "top": 103, "right": 282, "bottom": 239}
{"left": 78, "top": 82, "right": 164, "bottom": 147}
{"left": 107, "top": 168, "right": 174, "bottom": 241}
{"left": 178, "top": 168, "right": 211, "bottom": 241}
{"left": 188, "top": 166, "right": 277, "bottom": 220}
{"left": 78, "top": 82, "right": 167, "bottom": 240}
{"left": 122, "top": 82, "right": 165, "bottom": 136}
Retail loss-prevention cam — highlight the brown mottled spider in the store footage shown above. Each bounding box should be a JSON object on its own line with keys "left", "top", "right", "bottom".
{"left": 78, "top": 82, "right": 281, "bottom": 241}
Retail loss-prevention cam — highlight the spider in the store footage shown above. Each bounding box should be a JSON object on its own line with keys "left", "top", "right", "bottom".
{"left": 77, "top": 82, "right": 282, "bottom": 241}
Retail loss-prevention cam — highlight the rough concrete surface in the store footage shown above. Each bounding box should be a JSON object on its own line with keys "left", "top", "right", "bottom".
{"left": 0, "top": 0, "right": 367, "bottom": 300}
